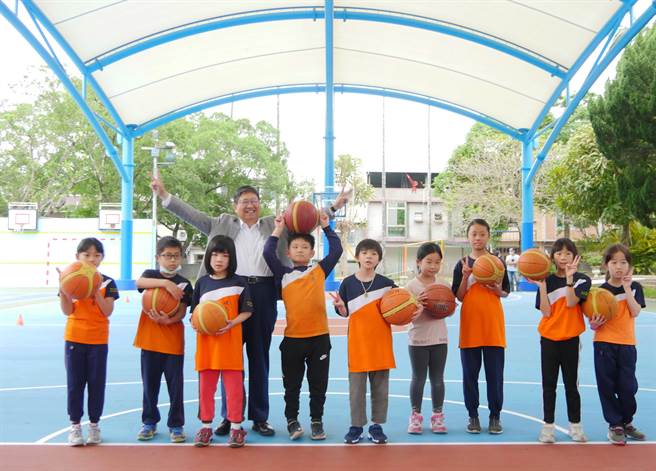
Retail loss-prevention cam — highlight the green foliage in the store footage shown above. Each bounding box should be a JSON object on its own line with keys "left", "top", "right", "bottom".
{"left": 0, "top": 69, "right": 306, "bottom": 250}
{"left": 540, "top": 122, "right": 628, "bottom": 229}
{"left": 589, "top": 24, "right": 656, "bottom": 228}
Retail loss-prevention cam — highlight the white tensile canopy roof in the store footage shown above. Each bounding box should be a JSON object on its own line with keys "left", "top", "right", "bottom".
{"left": 33, "top": 0, "right": 628, "bottom": 136}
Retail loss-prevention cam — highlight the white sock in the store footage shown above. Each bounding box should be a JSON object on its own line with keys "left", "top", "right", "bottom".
{"left": 230, "top": 422, "right": 241, "bottom": 430}
{"left": 202, "top": 423, "right": 212, "bottom": 429}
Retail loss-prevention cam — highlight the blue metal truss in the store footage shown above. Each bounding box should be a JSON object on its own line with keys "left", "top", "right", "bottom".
{"left": 3, "top": 0, "right": 654, "bottom": 288}
{"left": 85, "top": 8, "right": 565, "bottom": 78}
{"left": 0, "top": 0, "right": 128, "bottom": 182}
{"left": 132, "top": 84, "right": 524, "bottom": 141}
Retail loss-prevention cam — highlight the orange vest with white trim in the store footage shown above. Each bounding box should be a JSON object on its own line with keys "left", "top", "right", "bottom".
{"left": 281, "top": 265, "right": 329, "bottom": 338}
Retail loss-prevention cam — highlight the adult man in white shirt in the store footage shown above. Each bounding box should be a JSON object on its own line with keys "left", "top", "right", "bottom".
{"left": 151, "top": 176, "right": 348, "bottom": 436}
{"left": 505, "top": 248, "right": 520, "bottom": 292}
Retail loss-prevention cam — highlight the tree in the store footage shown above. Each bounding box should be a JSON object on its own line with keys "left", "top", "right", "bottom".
{"left": 0, "top": 69, "right": 308, "bottom": 252}
{"left": 589, "top": 24, "right": 656, "bottom": 229}
{"left": 539, "top": 122, "right": 630, "bottom": 239}
{"left": 433, "top": 123, "right": 555, "bottom": 237}
{"left": 333, "top": 154, "right": 374, "bottom": 276}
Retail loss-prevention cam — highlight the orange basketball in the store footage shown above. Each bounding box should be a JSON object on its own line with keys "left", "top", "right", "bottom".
{"left": 422, "top": 283, "right": 456, "bottom": 319}
{"left": 142, "top": 288, "right": 180, "bottom": 317}
{"left": 518, "top": 248, "right": 551, "bottom": 281}
{"left": 191, "top": 301, "right": 229, "bottom": 334}
{"left": 472, "top": 254, "right": 505, "bottom": 285}
{"left": 380, "top": 288, "right": 417, "bottom": 326}
{"left": 582, "top": 287, "right": 618, "bottom": 321}
{"left": 284, "top": 200, "right": 320, "bottom": 234}
{"left": 59, "top": 261, "right": 102, "bottom": 299}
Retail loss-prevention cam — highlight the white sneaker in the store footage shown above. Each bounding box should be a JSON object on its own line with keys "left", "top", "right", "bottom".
{"left": 569, "top": 422, "right": 587, "bottom": 442}
{"left": 538, "top": 423, "right": 556, "bottom": 443}
{"left": 68, "top": 424, "right": 84, "bottom": 446}
{"left": 87, "top": 423, "right": 102, "bottom": 445}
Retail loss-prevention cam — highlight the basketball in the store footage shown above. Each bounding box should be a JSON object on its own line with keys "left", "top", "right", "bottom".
{"left": 472, "top": 254, "right": 505, "bottom": 285}
{"left": 191, "top": 301, "right": 229, "bottom": 334}
{"left": 284, "top": 200, "right": 320, "bottom": 234}
{"left": 422, "top": 283, "right": 456, "bottom": 319}
{"left": 59, "top": 261, "right": 102, "bottom": 299}
{"left": 380, "top": 288, "right": 417, "bottom": 325}
{"left": 518, "top": 248, "right": 551, "bottom": 281}
{"left": 142, "top": 288, "right": 180, "bottom": 317}
{"left": 582, "top": 287, "right": 618, "bottom": 321}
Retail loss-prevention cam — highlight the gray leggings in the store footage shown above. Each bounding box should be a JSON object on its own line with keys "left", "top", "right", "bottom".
{"left": 409, "top": 344, "right": 448, "bottom": 413}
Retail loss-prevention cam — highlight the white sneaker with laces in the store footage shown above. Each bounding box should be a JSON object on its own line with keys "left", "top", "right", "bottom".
{"left": 87, "top": 423, "right": 102, "bottom": 445}
{"left": 68, "top": 424, "right": 84, "bottom": 447}
{"left": 569, "top": 422, "right": 587, "bottom": 442}
{"left": 539, "top": 423, "right": 556, "bottom": 443}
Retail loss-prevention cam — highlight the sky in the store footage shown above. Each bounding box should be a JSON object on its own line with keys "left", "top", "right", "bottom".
{"left": 0, "top": 1, "right": 652, "bottom": 188}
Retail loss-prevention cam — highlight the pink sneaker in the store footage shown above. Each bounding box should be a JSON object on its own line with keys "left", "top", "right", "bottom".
{"left": 431, "top": 412, "right": 447, "bottom": 434}
{"left": 407, "top": 411, "right": 423, "bottom": 434}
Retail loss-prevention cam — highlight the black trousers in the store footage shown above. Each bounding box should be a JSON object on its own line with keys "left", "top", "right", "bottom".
{"left": 140, "top": 349, "right": 184, "bottom": 428}
{"left": 280, "top": 334, "right": 331, "bottom": 421}
{"left": 541, "top": 336, "right": 581, "bottom": 424}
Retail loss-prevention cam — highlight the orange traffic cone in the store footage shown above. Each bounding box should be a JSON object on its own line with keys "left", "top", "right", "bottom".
{"left": 16, "top": 314, "right": 24, "bottom": 326}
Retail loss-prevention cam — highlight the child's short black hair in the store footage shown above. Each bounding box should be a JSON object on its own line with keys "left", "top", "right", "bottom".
{"left": 466, "top": 218, "right": 490, "bottom": 235}
{"left": 355, "top": 239, "right": 383, "bottom": 261}
{"left": 602, "top": 244, "right": 633, "bottom": 280}
{"left": 417, "top": 242, "right": 443, "bottom": 262}
{"left": 288, "top": 233, "right": 315, "bottom": 249}
{"left": 550, "top": 238, "right": 578, "bottom": 259}
{"left": 233, "top": 185, "right": 260, "bottom": 204}
{"left": 156, "top": 235, "right": 183, "bottom": 255}
{"left": 77, "top": 237, "right": 104, "bottom": 255}
{"left": 204, "top": 235, "right": 237, "bottom": 277}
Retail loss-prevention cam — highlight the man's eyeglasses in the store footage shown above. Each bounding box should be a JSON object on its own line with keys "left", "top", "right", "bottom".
{"left": 237, "top": 199, "right": 260, "bottom": 206}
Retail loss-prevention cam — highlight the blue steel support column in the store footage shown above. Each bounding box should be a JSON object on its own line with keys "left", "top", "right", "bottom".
{"left": 116, "top": 132, "right": 136, "bottom": 290}
{"left": 324, "top": 0, "right": 338, "bottom": 291}
{"left": 519, "top": 138, "right": 536, "bottom": 292}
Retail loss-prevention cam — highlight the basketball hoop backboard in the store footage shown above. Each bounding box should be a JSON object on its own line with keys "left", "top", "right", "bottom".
{"left": 8, "top": 202, "right": 38, "bottom": 231}
{"left": 99, "top": 203, "right": 121, "bottom": 231}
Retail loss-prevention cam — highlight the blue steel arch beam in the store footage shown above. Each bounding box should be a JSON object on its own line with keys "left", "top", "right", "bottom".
{"left": 85, "top": 7, "right": 565, "bottom": 78}
{"left": 527, "top": 1, "right": 656, "bottom": 182}
{"left": 131, "top": 84, "right": 524, "bottom": 141}
{"left": 20, "top": 0, "right": 130, "bottom": 138}
{"left": 0, "top": 1, "right": 128, "bottom": 182}
{"left": 525, "top": 0, "right": 637, "bottom": 141}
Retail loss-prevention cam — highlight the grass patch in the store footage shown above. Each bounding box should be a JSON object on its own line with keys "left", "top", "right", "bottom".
{"left": 644, "top": 286, "right": 656, "bottom": 300}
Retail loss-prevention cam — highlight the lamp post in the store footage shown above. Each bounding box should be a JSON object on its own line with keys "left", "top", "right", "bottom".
{"left": 142, "top": 130, "right": 176, "bottom": 268}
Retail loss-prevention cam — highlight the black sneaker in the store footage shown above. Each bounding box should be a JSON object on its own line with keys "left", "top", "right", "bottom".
{"left": 252, "top": 421, "right": 275, "bottom": 437}
{"left": 367, "top": 424, "right": 388, "bottom": 444}
{"left": 467, "top": 417, "right": 481, "bottom": 434}
{"left": 287, "top": 420, "right": 304, "bottom": 440}
{"left": 311, "top": 421, "right": 326, "bottom": 440}
{"left": 344, "top": 426, "right": 363, "bottom": 444}
{"left": 214, "top": 419, "right": 230, "bottom": 436}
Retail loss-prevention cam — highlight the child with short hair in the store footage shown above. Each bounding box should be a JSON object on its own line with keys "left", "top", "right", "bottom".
{"left": 263, "top": 211, "right": 342, "bottom": 440}
{"left": 191, "top": 235, "right": 253, "bottom": 448}
{"left": 332, "top": 239, "right": 417, "bottom": 445}
{"left": 406, "top": 242, "right": 450, "bottom": 434}
{"left": 531, "top": 237, "right": 590, "bottom": 443}
{"left": 452, "top": 219, "right": 509, "bottom": 435}
{"left": 590, "top": 244, "right": 646, "bottom": 445}
{"left": 59, "top": 238, "right": 119, "bottom": 446}
{"left": 134, "top": 236, "right": 193, "bottom": 443}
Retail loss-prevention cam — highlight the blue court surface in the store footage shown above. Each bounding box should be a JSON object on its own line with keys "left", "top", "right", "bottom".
{"left": 1, "top": 289, "right": 654, "bottom": 446}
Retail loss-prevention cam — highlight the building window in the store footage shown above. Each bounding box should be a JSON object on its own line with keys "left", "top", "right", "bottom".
{"left": 387, "top": 202, "right": 406, "bottom": 237}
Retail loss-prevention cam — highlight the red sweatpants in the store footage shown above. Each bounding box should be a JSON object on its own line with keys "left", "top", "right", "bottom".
{"left": 199, "top": 369, "right": 243, "bottom": 423}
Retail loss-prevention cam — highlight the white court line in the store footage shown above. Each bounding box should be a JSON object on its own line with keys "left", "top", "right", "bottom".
{"left": 4, "top": 378, "right": 655, "bottom": 393}
{"left": 35, "top": 392, "right": 570, "bottom": 444}
{"left": 5, "top": 441, "right": 656, "bottom": 447}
